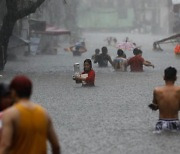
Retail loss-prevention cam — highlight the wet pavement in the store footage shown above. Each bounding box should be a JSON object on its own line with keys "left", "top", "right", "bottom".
{"left": 1, "top": 33, "right": 180, "bottom": 154}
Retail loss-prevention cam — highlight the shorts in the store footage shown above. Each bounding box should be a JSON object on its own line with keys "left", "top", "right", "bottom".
{"left": 155, "top": 119, "right": 180, "bottom": 131}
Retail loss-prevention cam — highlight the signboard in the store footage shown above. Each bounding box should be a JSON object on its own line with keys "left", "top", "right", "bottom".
{"left": 172, "top": 0, "right": 180, "bottom": 5}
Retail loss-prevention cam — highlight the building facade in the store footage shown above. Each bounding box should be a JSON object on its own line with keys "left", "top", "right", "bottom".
{"left": 77, "top": 0, "right": 172, "bottom": 34}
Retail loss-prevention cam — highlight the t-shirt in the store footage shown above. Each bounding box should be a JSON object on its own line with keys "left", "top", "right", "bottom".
{"left": 128, "top": 55, "right": 144, "bottom": 72}
{"left": 113, "top": 57, "right": 127, "bottom": 71}
{"left": 96, "top": 54, "right": 111, "bottom": 67}
{"left": 81, "top": 69, "right": 95, "bottom": 86}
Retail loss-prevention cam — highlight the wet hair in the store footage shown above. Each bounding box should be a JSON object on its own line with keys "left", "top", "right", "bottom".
{"left": 164, "top": 67, "right": 177, "bottom": 81}
{"left": 138, "top": 50, "right": 143, "bottom": 54}
{"left": 133, "top": 48, "right": 140, "bottom": 55}
{"left": 139, "top": 49, "right": 143, "bottom": 54}
{"left": 95, "top": 49, "right": 100, "bottom": 54}
{"left": 102, "top": 46, "right": 108, "bottom": 54}
{"left": 75, "top": 46, "right": 80, "bottom": 50}
{"left": 10, "top": 75, "right": 32, "bottom": 99}
{"left": 84, "top": 59, "right": 92, "bottom": 69}
{"left": 117, "top": 49, "right": 124, "bottom": 57}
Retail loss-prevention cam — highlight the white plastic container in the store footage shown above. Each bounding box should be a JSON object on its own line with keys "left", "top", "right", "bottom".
{"left": 74, "top": 63, "right": 80, "bottom": 74}
{"left": 73, "top": 63, "right": 81, "bottom": 84}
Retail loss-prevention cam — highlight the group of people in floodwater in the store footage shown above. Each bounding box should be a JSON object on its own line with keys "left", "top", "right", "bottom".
{"left": 0, "top": 69, "right": 179, "bottom": 154}
{"left": 73, "top": 46, "right": 155, "bottom": 87}
{"left": 92, "top": 46, "right": 154, "bottom": 72}
{"left": 73, "top": 46, "right": 180, "bottom": 134}
{"left": 0, "top": 50, "right": 178, "bottom": 154}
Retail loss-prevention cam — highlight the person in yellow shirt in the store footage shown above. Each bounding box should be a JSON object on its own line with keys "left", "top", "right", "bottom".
{"left": 0, "top": 75, "right": 60, "bottom": 154}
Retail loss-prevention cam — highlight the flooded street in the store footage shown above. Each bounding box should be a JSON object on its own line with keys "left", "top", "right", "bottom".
{"left": 2, "top": 32, "right": 180, "bottom": 154}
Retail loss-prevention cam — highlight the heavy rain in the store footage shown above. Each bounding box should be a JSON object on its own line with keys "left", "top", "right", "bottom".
{"left": 0, "top": 0, "right": 180, "bottom": 154}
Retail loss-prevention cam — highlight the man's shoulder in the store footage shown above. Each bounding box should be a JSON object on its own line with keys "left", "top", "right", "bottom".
{"left": 114, "top": 57, "right": 127, "bottom": 62}
{"left": 129, "top": 56, "right": 135, "bottom": 60}
{"left": 30, "top": 103, "right": 49, "bottom": 120}
{"left": 136, "top": 55, "right": 144, "bottom": 61}
{"left": 175, "top": 86, "right": 180, "bottom": 91}
{"left": 104, "top": 54, "right": 111, "bottom": 59}
{"left": 175, "top": 86, "right": 180, "bottom": 96}
{"left": 128, "top": 56, "right": 135, "bottom": 63}
{"left": 113, "top": 57, "right": 119, "bottom": 61}
{"left": 121, "top": 57, "right": 127, "bottom": 61}
{"left": 97, "top": 54, "right": 103, "bottom": 59}
{"left": 32, "top": 103, "right": 47, "bottom": 113}
{"left": 4, "top": 106, "right": 18, "bottom": 114}
{"left": 154, "top": 86, "right": 164, "bottom": 93}
{"left": 2, "top": 106, "right": 19, "bottom": 121}
{"left": 175, "top": 85, "right": 180, "bottom": 88}
{"left": 154, "top": 86, "right": 178, "bottom": 93}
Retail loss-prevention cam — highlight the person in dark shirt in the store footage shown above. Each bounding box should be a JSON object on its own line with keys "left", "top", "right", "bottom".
{"left": 95, "top": 47, "right": 113, "bottom": 67}
{"left": 128, "top": 48, "right": 154, "bottom": 72}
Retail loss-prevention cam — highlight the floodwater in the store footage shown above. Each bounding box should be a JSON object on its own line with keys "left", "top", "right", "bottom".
{"left": 1, "top": 32, "right": 180, "bottom": 154}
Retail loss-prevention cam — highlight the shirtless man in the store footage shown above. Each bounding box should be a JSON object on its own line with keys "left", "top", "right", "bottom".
{"left": 95, "top": 47, "right": 114, "bottom": 67}
{"left": 0, "top": 76, "right": 60, "bottom": 154}
{"left": 92, "top": 49, "right": 100, "bottom": 63}
{"left": 149, "top": 67, "right": 180, "bottom": 132}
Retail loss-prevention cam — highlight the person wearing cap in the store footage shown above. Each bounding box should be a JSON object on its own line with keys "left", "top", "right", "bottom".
{"left": 0, "top": 76, "right": 60, "bottom": 154}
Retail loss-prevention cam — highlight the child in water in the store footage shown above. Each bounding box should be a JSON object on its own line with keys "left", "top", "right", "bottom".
{"left": 92, "top": 49, "right": 100, "bottom": 63}
{"left": 74, "top": 59, "right": 95, "bottom": 86}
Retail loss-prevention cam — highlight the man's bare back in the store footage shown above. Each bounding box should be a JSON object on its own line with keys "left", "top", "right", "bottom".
{"left": 153, "top": 85, "right": 180, "bottom": 119}
{"left": 149, "top": 67, "right": 180, "bottom": 132}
